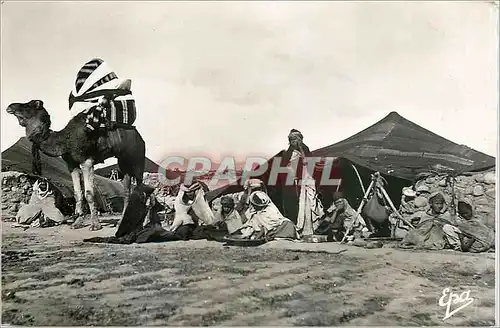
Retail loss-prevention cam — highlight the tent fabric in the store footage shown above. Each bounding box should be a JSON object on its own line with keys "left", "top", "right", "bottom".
{"left": 311, "top": 112, "right": 495, "bottom": 181}
{"left": 2, "top": 137, "right": 125, "bottom": 212}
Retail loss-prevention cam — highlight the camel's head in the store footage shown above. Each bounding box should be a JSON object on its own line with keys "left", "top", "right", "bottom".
{"left": 6, "top": 100, "right": 51, "bottom": 143}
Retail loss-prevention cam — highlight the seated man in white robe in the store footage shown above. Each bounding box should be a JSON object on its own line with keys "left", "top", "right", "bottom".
{"left": 235, "top": 178, "right": 267, "bottom": 223}
{"left": 234, "top": 191, "right": 299, "bottom": 241}
{"left": 167, "top": 181, "right": 215, "bottom": 239}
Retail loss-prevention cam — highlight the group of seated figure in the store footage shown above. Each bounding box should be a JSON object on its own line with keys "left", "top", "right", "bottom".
{"left": 85, "top": 128, "right": 494, "bottom": 253}
{"left": 99, "top": 176, "right": 371, "bottom": 245}
{"left": 400, "top": 192, "right": 495, "bottom": 252}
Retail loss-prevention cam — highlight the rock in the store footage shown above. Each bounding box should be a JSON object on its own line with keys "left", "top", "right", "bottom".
{"left": 483, "top": 172, "right": 496, "bottom": 185}
{"left": 474, "top": 197, "right": 491, "bottom": 206}
{"left": 485, "top": 188, "right": 495, "bottom": 199}
{"left": 9, "top": 204, "right": 18, "bottom": 212}
{"left": 475, "top": 205, "right": 492, "bottom": 214}
{"left": 352, "top": 239, "right": 368, "bottom": 248}
{"left": 414, "top": 196, "right": 428, "bottom": 208}
{"left": 485, "top": 216, "right": 495, "bottom": 229}
{"left": 474, "top": 174, "right": 485, "bottom": 183}
{"left": 365, "top": 241, "right": 383, "bottom": 249}
{"left": 11, "top": 198, "right": 21, "bottom": 203}
{"left": 1, "top": 203, "right": 8, "bottom": 210}
{"left": 425, "top": 177, "right": 436, "bottom": 184}
{"left": 473, "top": 185, "right": 484, "bottom": 197}
{"left": 438, "top": 179, "right": 448, "bottom": 187}
{"left": 416, "top": 185, "right": 430, "bottom": 194}
{"left": 3, "top": 187, "right": 11, "bottom": 192}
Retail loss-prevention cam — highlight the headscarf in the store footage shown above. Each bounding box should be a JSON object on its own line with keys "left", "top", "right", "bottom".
{"left": 288, "top": 129, "right": 304, "bottom": 142}
{"left": 458, "top": 197, "right": 473, "bottom": 209}
{"left": 457, "top": 198, "right": 474, "bottom": 218}
{"left": 249, "top": 191, "right": 271, "bottom": 208}
{"left": 33, "top": 179, "right": 53, "bottom": 200}
{"left": 221, "top": 196, "right": 235, "bottom": 208}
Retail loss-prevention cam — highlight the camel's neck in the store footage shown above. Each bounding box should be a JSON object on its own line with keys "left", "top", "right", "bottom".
{"left": 34, "top": 130, "right": 66, "bottom": 157}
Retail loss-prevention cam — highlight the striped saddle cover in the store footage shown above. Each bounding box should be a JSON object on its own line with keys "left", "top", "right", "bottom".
{"left": 83, "top": 100, "right": 136, "bottom": 132}
{"left": 68, "top": 58, "right": 137, "bottom": 131}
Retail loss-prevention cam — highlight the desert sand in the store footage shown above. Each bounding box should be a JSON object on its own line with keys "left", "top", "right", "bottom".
{"left": 1, "top": 221, "right": 495, "bottom": 326}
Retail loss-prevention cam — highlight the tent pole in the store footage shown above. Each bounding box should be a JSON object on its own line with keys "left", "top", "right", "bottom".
{"left": 351, "top": 164, "right": 366, "bottom": 195}
{"left": 379, "top": 185, "right": 415, "bottom": 230}
{"left": 340, "top": 176, "right": 375, "bottom": 243}
{"left": 341, "top": 171, "right": 415, "bottom": 243}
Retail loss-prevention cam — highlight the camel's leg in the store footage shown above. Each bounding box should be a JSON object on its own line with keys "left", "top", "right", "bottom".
{"left": 71, "top": 168, "right": 84, "bottom": 215}
{"left": 82, "top": 159, "right": 102, "bottom": 231}
{"left": 70, "top": 168, "right": 86, "bottom": 229}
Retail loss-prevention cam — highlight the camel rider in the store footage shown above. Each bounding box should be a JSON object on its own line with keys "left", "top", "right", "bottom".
{"left": 68, "top": 58, "right": 136, "bottom": 133}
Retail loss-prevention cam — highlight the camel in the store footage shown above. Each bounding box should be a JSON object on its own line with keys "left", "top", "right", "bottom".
{"left": 6, "top": 99, "right": 146, "bottom": 231}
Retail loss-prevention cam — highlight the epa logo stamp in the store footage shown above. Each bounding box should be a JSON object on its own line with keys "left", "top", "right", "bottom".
{"left": 438, "top": 287, "right": 475, "bottom": 321}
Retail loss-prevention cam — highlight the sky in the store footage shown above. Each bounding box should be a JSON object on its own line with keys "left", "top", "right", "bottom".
{"left": 1, "top": 1, "right": 498, "bottom": 168}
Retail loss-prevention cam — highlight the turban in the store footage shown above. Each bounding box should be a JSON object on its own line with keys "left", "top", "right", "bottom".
{"left": 249, "top": 191, "right": 271, "bottom": 208}
{"left": 429, "top": 192, "right": 445, "bottom": 204}
{"left": 288, "top": 129, "right": 303, "bottom": 142}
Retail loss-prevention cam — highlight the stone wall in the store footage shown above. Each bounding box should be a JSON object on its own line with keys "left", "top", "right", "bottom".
{"left": 396, "top": 169, "right": 495, "bottom": 229}
{"left": 1, "top": 172, "right": 34, "bottom": 219}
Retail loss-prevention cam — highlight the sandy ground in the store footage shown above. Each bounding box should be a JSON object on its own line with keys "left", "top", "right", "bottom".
{"left": 1, "top": 221, "right": 496, "bottom": 326}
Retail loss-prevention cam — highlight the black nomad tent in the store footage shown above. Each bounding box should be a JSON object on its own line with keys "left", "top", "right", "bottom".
{"left": 2, "top": 137, "right": 126, "bottom": 213}
{"left": 206, "top": 111, "right": 495, "bottom": 214}
{"left": 311, "top": 111, "right": 495, "bottom": 209}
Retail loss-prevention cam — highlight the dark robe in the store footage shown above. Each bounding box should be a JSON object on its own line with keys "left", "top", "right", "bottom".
{"left": 84, "top": 184, "right": 199, "bottom": 244}
{"left": 279, "top": 143, "right": 312, "bottom": 224}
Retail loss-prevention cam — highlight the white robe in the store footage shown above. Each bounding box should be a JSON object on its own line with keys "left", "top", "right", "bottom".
{"left": 171, "top": 188, "right": 215, "bottom": 231}
{"left": 288, "top": 150, "right": 324, "bottom": 235}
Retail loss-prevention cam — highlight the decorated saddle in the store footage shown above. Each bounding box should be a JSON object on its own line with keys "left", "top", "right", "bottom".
{"left": 68, "top": 58, "right": 137, "bottom": 132}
